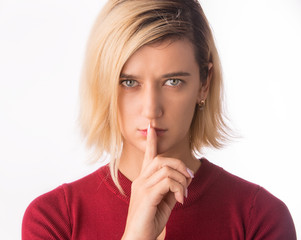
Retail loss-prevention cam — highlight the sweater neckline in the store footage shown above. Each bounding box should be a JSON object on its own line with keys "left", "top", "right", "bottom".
{"left": 98, "top": 158, "right": 223, "bottom": 208}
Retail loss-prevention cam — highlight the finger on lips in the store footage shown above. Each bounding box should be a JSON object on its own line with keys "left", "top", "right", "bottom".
{"left": 142, "top": 123, "right": 157, "bottom": 171}
{"left": 142, "top": 122, "right": 194, "bottom": 203}
{"left": 143, "top": 123, "right": 194, "bottom": 180}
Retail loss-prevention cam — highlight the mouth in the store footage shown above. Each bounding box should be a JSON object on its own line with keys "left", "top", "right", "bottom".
{"left": 138, "top": 128, "right": 167, "bottom": 137}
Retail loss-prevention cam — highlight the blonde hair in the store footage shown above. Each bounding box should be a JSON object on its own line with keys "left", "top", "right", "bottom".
{"left": 79, "top": 0, "right": 230, "bottom": 192}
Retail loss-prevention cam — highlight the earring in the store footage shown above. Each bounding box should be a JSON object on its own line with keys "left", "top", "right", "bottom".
{"left": 198, "top": 100, "right": 205, "bottom": 110}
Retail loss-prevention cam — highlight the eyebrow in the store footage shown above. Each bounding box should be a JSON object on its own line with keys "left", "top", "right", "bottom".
{"left": 120, "top": 71, "right": 191, "bottom": 79}
{"left": 162, "top": 71, "right": 191, "bottom": 78}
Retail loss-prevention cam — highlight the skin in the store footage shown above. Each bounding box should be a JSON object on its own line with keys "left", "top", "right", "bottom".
{"left": 118, "top": 38, "right": 212, "bottom": 239}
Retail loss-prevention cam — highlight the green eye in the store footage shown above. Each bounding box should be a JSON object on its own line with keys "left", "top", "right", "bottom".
{"left": 121, "top": 80, "right": 138, "bottom": 87}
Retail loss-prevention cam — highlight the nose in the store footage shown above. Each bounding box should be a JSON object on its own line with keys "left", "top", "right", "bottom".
{"left": 141, "top": 83, "right": 163, "bottom": 120}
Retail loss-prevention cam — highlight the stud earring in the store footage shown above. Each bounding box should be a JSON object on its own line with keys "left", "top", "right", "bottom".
{"left": 198, "top": 100, "right": 205, "bottom": 110}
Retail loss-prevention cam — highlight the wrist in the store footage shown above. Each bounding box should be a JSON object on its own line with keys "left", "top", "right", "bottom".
{"left": 122, "top": 231, "right": 154, "bottom": 240}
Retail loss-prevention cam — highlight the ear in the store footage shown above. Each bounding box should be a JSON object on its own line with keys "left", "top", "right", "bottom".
{"left": 197, "top": 62, "right": 213, "bottom": 102}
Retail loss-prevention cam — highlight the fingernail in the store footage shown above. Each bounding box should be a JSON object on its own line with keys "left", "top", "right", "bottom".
{"left": 186, "top": 168, "right": 194, "bottom": 178}
{"left": 147, "top": 122, "right": 151, "bottom": 134}
{"left": 185, "top": 188, "right": 188, "bottom": 198}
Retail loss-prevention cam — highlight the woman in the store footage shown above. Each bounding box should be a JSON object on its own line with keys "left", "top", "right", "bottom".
{"left": 22, "top": 0, "right": 296, "bottom": 239}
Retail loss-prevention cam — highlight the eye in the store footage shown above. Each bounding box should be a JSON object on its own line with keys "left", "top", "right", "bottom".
{"left": 165, "top": 79, "right": 183, "bottom": 87}
{"left": 120, "top": 79, "right": 138, "bottom": 88}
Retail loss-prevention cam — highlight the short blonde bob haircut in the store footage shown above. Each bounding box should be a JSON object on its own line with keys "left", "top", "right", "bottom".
{"left": 80, "top": 0, "right": 230, "bottom": 192}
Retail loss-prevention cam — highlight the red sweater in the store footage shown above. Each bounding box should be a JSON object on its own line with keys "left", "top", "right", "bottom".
{"left": 22, "top": 159, "right": 296, "bottom": 239}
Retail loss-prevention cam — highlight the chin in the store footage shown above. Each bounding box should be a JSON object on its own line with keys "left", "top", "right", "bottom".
{"left": 157, "top": 142, "right": 177, "bottom": 156}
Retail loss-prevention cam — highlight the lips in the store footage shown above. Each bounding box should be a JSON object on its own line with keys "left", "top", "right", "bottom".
{"left": 139, "top": 128, "right": 167, "bottom": 136}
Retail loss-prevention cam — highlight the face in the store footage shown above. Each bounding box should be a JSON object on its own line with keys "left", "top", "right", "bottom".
{"left": 118, "top": 38, "right": 209, "bottom": 159}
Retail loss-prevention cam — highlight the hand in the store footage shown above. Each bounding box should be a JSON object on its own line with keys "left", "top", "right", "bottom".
{"left": 122, "top": 124, "right": 193, "bottom": 240}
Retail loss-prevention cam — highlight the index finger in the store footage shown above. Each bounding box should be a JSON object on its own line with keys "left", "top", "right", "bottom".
{"left": 142, "top": 123, "right": 157, "bottom": 171}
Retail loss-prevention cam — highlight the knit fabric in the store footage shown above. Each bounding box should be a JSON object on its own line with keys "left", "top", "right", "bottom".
{"left": 22, "top": 159, "right": 296, "bottom": 239}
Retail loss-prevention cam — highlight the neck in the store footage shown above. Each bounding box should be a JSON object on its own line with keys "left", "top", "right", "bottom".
{"left": 118, "top": 144, "right": 145, "bottom": 181}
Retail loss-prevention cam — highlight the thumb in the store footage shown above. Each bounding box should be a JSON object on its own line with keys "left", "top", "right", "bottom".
{"left": 142, "top": 123, "right": 157, "bottom": 171}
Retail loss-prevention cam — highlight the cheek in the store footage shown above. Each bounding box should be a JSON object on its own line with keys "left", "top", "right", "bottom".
{"left": 118, "top": 96, "right": 138, "bottom": 131}
{"left": 171, "top": 94, "right": 197, "bottom": 124}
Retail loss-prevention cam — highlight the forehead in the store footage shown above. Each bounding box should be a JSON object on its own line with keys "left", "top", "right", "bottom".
{"left": 121, "top": 38, "right": 199, "bottom": 76}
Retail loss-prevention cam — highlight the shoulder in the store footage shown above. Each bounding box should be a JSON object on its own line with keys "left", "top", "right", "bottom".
{"left": 201, "top": 159, "right": 261, "bottom": 200}
{"left": 22, "top": 185, "right": 71, "bottom": 239}
{"left": 246, "top": 185, "right": 296, "bottom": 239}
{"left": 22, "top": 165, "right": 109, "bottom": 239}
{"left": 204, "top": 160, "right": 296, "bottom": 239}
{"left": 204, "top": 160, "right": 281, "bottom": 204}
{"left": 23, "top": 164, "right": 109, "bottom": 212}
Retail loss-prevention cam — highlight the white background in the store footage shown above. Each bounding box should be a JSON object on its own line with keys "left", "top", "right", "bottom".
{"left": 0, "top": 0, "right": 300, "bottom": 239}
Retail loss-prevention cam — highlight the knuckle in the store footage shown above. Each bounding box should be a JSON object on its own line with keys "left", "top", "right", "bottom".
{"left": 163, "top": 177, "right": 172, "bottom": 185}
{"left": 161, "top": 165, "right": 170, "bottom": 176}
{"left": 153, "top": 156, "right": 160, "bottom": 165}
{"left": 154, "top": 155, "right": 160, "bottom": 161}
{"left": 171, "top": 183, "right": 182, "bottom": 193}
{"left": 180, "top": 177, "right": 187, "bottom": 186}
{"left": 156, "top": 157, "right": 166, "bottom": 167}
{"left": 176, "top": 159, "right": 185, "bottom": 170}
